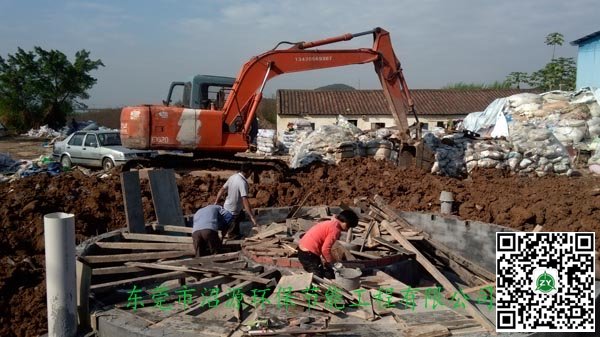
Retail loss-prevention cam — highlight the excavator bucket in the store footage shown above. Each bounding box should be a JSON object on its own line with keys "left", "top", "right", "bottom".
{"left": 396, "top": 141, "right": 436, "bottom": 171}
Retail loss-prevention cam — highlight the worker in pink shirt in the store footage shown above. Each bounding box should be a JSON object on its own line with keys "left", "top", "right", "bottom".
{"left": 297, "top": 210, "right": 359, "bottom": 279}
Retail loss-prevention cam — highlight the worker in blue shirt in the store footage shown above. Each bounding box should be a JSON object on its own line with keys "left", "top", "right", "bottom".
{"left": 192, "top": 205, "right": 234, "bottom": 257}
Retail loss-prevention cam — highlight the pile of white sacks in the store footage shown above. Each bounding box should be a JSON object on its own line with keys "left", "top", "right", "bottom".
{"left": 288, "top": 116, "right": 396, "bottom": 168}
{"left": 427, "top": 88, "right": 600, "bottom": 177}
{"left": 280, "top": 119, "right": 313, "bottom": 154}
{"left": 256, "top": 129, "right": 277, "bottom": 155}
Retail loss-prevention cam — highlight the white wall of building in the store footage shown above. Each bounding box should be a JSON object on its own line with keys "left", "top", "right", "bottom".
{"left": 276, "top": 114, "right": 464, "bottom": 136}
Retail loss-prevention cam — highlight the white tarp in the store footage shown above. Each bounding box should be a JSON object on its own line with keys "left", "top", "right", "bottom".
{"left": 461, "top": 98, "right": 510, "bottom": 137}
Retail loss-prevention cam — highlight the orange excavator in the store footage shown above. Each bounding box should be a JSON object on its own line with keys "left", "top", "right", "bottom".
{"left": 120, "top": 27, "right": 431, "bottom": 170}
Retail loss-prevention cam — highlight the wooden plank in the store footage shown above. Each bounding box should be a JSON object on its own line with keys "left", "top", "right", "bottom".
{"left": 373, "top": 237, "right": 415, "bottom": 255}
{"left": 92, "top": 265, "right": 144, "bottom": 276}
{"left": 82, "top": 251, "right": 193, "bottom": 264}
{"left": 349, "top": 250, "right": 379, "bottom": 259}
{"left": 127, "top": 262, "right": 272, "bottom": 284}
{"left": 272, "top": 273, "right": 313, "bottom": 293}
{"left": 121, "top": 171, "right": 146, "bottom": 233}
{"left": 246, "top": 328, "right": 344, "bottom": 336}
{"left": 114, "top": 275, "right": 230, "bottom": 309}
{"left": 404, "top": 324, "right": 450, "bottom": 337}
{"left": 95, "top": 242, "right": 192, "bottom": 251}
{"left": 251, "top": 224, "right": 287, "bottom": 240}
{"left": 158, "top": 252, "right": 241, "bottom": 266}
{"left": 76, "top": 260, "right": 92, "bottom": 329}
{"left": 122, "top": 233, "right": 192, "bottom": 243}
{"left": 183, "top": 269, "right": 279, "bottom": 316}
{"left": 90, "top": 271, "right": 187, "bottom": 294}
{"left": 425, "top": 239, "right": 495, "bottom": 282}
{"left": 148, "top": 169, "right": 185, "bottom": 227}
{"left": 462, "top": 283, "right": 495, "bottom": 295}
{"left": 379, "top": 219, "right": 495, "bottom": 333}
{"left": 151, "top": 224, "right": 193, "bottom": 234}
{"left": 360, "top": 220, "right": 376, "bottom": 252}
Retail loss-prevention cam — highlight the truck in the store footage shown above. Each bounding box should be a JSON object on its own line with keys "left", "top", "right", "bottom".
{"left": 120, "top": 27, "right": 431, "bottom": 170}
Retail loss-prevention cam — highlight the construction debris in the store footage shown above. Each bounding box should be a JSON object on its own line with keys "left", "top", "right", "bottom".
{"left": 77, "top": 195, "right": 498, "bottom": 336}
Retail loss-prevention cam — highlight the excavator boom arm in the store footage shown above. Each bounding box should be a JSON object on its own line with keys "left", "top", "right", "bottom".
{"left": 223, "top": 27, "right": 415, "bottom": 141}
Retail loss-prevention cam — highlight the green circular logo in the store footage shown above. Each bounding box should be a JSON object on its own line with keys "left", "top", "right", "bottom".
{"left": 535, "top": 271, "right": 556, "bottom": 293}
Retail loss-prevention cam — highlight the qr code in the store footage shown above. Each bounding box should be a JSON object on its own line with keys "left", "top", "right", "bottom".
{"left": 496, "top": 232, "right": 595, "bottom": 332}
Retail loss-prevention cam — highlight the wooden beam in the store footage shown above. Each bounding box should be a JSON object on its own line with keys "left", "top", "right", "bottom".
{"left": 76, "top": 261, "right": 92, "bottom": 329}
{"left": 92, "top": 265, "right": 145, "bottom": 276}
{"left": 148, "top": 169, "right": 185, "bottom": 227}
{"left": 183, "top": 269, "right": 279, "bottom": 316}
{"left": 95, "top": 242, "right": 192, "bottom": 251}
{"left": 82, "top": 251, "right": 193, "bottom": 264}
{"left": 360, "top": 220, "right": 376, "bottom": 252}
{"left": 90, "top": 271, "right": 187, "bottom": 294}
{"left": 425, "top": 239, "right": 495, "bottom": 282}
{"left": 373, "top": 237, "right": 414, "bottom": 255}
{"left": 462, "top": 283, "right": 495, "bottom": 295}
{"left": 120, "top": 171, "right": 145, "bottom": 233}
{"left": 379, "top": 219, "right": 495, "bottom": 333}
{"left": 126, "top": 262, "right": 272, "bottom": 284}
{"left": 122, "top": 233, "right": 192, "bottom": 243}
{"left": 349, "top": 250, "right": 379, "bottom": 260}
{"left": 150, "top": 224, "right": 193, "bottom": 234}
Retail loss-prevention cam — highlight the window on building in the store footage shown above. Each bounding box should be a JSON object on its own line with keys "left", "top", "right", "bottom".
{"left": 347, "top": 119, "right": 358, "bottom": 126}
{"left": 310, "top": 123, "right": 315, "bottom": 130}
{"left": 421, "top": 123, "right": 429, "bottom": 130}
{"left": 371, "top": 122, "right": 386, "bottom": 130}
{"left": 437, "top": 121, "right": 445, "bottom": 128}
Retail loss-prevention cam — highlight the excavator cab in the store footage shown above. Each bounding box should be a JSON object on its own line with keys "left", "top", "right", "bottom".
{"left": 165, "top": 75, "right": 235, "bottom": 110}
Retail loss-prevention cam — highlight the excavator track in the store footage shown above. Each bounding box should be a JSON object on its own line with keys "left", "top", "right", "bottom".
{"left": 121, "top": 153, "right": 290, "bottom": 176}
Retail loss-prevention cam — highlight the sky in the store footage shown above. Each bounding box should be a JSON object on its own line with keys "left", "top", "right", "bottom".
{"left": 0, "top": 0, "right": 597, "bottom": 108}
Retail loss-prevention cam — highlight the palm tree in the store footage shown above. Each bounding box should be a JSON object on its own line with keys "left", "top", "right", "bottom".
{"left": 545, "top": 32, "right": 564, "bottom": 60}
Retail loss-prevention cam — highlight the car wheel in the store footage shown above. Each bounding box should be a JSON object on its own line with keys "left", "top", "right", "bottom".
{"left": 60, "top": 155, "right": 72, "bottom": 169}
{"left": 102, "top": 158, "right": 115, "bottom": 171}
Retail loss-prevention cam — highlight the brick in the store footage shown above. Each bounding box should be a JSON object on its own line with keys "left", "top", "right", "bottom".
{"left": 290, "top": 258, "right": 302, "bottom": 269}
{"left": 276, "top": 258, "right": 291, "bottom": 268}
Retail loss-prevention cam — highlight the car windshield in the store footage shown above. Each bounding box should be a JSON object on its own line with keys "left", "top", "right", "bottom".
{"left": 97, "top": 133, "right": 122, "bottom": 146}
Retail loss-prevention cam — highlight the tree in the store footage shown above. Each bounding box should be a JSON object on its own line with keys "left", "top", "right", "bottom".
{"left": 0, "top": 47, "right": 104, "bottom": 131}
{"left": 527, "top": 57, "right": 576, "bottom": 91}
{"left": 507, "top": 32, "right": 576, "bottom": 91}
{"left": 545, "top": 32, "right": 564, "bottom": 60}
{"left": 505, "top": 72, "right": 529, "bottom": 89}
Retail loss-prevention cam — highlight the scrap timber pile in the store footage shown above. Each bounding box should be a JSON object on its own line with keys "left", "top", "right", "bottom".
{"left": 77, "top": 196, "right": 496, "bottom": 336}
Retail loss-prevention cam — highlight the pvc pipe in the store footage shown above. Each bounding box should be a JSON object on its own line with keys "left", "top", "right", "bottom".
{"left": 44, "top": 212, "right": 77, "bottom": 337}
{"left": 440, "top": 191, "right": 454, "bottom": 215}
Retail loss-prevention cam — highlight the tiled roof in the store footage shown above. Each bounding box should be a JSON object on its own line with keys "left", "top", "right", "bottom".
{"left": 277, "top": 89, "right": 538, "bottom": 116}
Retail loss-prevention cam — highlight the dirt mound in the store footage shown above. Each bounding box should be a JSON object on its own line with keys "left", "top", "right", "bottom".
{"left": 1, "top": 157, "right": 599, "bottom": 336}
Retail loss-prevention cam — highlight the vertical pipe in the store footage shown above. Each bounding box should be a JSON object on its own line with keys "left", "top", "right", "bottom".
{"left": 44, "top": 212, "right": 77, "bottom": 337}
{"left": 440, "top": 191, "right": 454, "bottom": 215}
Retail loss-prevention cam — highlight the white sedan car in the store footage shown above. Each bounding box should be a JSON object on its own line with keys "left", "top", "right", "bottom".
{"left": 53, "top": 130, "right": 156, "bottom": 170}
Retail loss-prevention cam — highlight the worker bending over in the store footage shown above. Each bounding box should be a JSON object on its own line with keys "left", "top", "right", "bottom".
{"left": 297, "top": 210, "right": 359, "bottom": 279}
{"left": 192, "top": 205, "right": 233, "bottom": 257}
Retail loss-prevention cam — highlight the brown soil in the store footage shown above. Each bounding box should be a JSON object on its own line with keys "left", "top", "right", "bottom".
{"left": 1, "top": 156, "right": 599, "bottom": 336}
